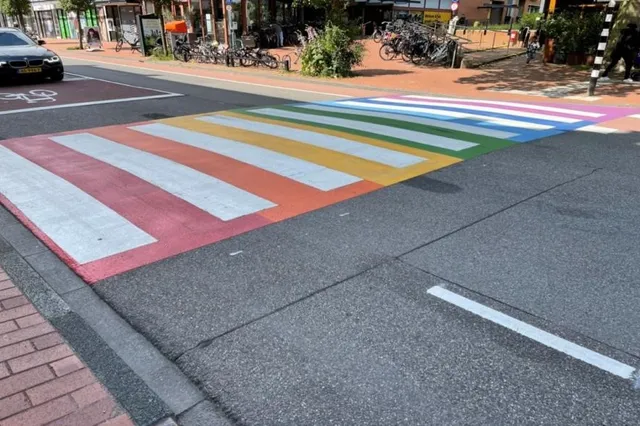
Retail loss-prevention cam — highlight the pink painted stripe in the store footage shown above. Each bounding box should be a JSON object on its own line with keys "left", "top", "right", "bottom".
{"left": 389, "top": 96, "right": 599, "bottom": 121}
{"left": 1, "top": 137, "right": 270, "bottom": 283}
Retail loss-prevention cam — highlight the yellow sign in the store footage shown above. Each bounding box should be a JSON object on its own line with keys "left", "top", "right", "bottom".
{"left": 423, "top": 11, "right": 452, "bottom": 24}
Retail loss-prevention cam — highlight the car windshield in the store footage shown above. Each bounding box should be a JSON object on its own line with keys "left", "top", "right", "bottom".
{"left": 0, "top": 31, "right": 35, "bottom": 47}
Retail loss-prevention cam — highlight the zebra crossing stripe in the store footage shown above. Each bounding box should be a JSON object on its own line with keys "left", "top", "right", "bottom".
{"left": 249, "top": 107, "right": 478, "bottom": 152}
{"left": 130, "top": 123, "right": 361, "bottom": 191}
{"left": 299, "top": 103, "right": 519, "bottom": 139}
{"left": 196, "top": 114, "right": 425, "bottom": 168}
{"left": 163, "top": 115, "right": 454, "bottom": 186}
{"left": 402, "top": 95, "right": 604, "bottom": 118}
{"left": 0, "top": 145, "right": 156, "bottom": 264}
{"left": 372, "top": 98, "right": 581, "bottom": 123}
{"left": 347, "top": 99, "right": 554, "bottom": 130}
{"left": 50, "top": 133, "right": 277, "bottom": 221}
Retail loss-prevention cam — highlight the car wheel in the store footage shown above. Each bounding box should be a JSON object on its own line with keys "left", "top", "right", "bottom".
{"left": 50, "top": 73, "right": 64, "bottom": 82}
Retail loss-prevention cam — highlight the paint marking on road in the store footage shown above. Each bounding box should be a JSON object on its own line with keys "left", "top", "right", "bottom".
{"left": 198, "top": 114, "right": 425, "bottom": 167}
{"left": 379, "top": 98, "right": 582, "bottom": 123}
{"left": 404, "top": 95, "right": 604, "bottom": 118}
{"left": 0, "top": 93, "right": 182, "bottom": 116}
{"left": 60, "top": 55, "right": 352, "bottom": 98}
{"left": 251, "top": 108, "right": 477, "bottom": 152}
{"left": 131, "top": 123, "right": 361, "bottom": 191}
{"left": 229, "top": 250, "right": 243, "bottom": 256}
{"left": 63, "top": 72, "right": 180, "bottom": 95}
{"left": 576, "top": 125, "right": 618, "bottom": 134}
{"left": 630, "top": 114, "right": 640, "bottom": 119}
{"left": 0, "top": 145, "right": 156, "bottom": 264}
{"left": 350, "top": 99, "right": 554, "bottom": 130}
{"left": 50, "top": 133, "right": 276, "bottom": 221}
{"left": 427, "top": 286, "right": 637, "bottom": 380}
{"left": 299, "top": 103, "right": 519, "bottom": 139}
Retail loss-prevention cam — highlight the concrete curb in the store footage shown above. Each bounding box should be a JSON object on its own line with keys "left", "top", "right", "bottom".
{"left": 0, "top": 206, "right": 231, "bottom": 426}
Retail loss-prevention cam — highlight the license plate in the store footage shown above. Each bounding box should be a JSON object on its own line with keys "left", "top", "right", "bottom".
{"left": 18, "top": 67, "right": 42, "bottom": 74}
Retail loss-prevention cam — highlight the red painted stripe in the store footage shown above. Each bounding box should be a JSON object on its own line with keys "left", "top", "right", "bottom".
{"left": 1, "top": 137, "right": 270, "bottom": 283}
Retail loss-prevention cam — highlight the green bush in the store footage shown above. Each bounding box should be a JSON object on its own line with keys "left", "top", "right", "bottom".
{"left": 544, "top": 11, "right": 602, "bottom": 55}
{"left": 300, "top": 23, "right": 364, "bottom": 78}
{"left": 520, "top": 12, "right": 542, "bottom": 29}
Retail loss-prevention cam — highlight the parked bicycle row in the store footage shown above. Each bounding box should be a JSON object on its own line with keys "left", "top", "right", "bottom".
{"left": 374, "top": 20, "right": 462, "bottom": 67}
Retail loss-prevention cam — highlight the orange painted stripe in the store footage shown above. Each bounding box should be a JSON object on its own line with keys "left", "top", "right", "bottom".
{"left": 89, "top": 126, "right": 381, "bottom": 222}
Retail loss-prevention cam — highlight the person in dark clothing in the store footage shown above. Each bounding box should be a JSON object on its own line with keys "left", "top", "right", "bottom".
{"left": 601, "top": 23, "right": 640, "bottom": 83}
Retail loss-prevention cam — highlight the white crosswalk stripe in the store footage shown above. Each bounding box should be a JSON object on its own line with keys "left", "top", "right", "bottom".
{"left": 50, "top": 133, "right": 277, "bottom": 221}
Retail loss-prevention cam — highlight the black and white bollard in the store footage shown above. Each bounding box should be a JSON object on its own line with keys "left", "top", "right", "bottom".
{"left": 588, "top": 0, "right": 619, "bottom": 96}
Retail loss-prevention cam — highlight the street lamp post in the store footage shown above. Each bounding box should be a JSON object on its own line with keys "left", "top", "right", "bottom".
{"left": 588, "top": 0, "right": 619, "bottom": 96}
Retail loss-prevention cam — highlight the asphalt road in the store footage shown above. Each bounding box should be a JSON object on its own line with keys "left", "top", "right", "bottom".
{"left": 1, "top": 62, "right": 639, "bottom": 425}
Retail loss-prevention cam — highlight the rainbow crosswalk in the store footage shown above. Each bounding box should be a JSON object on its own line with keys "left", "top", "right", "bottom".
{"left": 1, "top": 96, "right": 638, "bottom": 283}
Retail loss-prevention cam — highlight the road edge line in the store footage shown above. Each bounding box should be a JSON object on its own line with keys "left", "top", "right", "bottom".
{"left": 427, "top": 285, "right": 638, "bottom": 381}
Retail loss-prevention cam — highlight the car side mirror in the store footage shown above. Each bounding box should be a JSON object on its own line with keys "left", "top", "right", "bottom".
{"left": 37, "top": 39, "right": 46, "bottom": 45}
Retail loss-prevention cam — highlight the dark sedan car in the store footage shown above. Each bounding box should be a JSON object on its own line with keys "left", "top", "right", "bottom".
{"left": 0, "top": 28, "right": 64, "bottom": 82}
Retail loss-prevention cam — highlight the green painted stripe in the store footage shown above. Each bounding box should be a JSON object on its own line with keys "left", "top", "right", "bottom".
{"left": 237, "top": 108, "right": 513, "bottom": 160}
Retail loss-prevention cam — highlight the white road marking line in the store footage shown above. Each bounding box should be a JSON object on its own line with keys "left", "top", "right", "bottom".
{"left": 576, "top": 125, "right": 618, "bottom": 134}
{"left": 198, "top": 114, "right": 425, "bottom": 168}
{"left": 50, "top": 133, "right": 276, "bottom": 221}
{"left": 0, "top": 145, "right": 156, "bottom": 264}
{"left": 427, "top": 286, "right": 637, "bottom": 380}
{"left": 131, "top": 123, "right": 361, "bottom": 191}
{"left": 404, "top": 95, "right": 604, "bottom": 118}
{"left": 62, "top": 72, "right": 180, "bottom": 96}
{"left": 351, "top": 99, "right": 554, "bottom": 130}
{"left": 0, "top": 93, "right": 183, "bottom": 116}
{"left": 229, "top": 250, "right": 243, "bottom": 256}
{"left": 251, "top": 108, "right": 477, "bottom": 152}
{"left": 60, "top": 55, "right": 351, "bottom": 98}
{"left": 630, "top": 114, "right": 640, "bottom": 119}
{"left": 375, "top": 97, "right": 581, "bottom": 123}
{"left": 303, "top": 102, "right": 519, "bottom": 139}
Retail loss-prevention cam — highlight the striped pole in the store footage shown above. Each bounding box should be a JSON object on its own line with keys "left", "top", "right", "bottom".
{"left": 588, "top": 1, "right": 619, "bottom": 96}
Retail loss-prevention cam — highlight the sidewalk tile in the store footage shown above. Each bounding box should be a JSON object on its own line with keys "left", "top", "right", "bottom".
{"left": 0, "top": 305, "right": 37, "bottom": 324}
{"left": 31, "top": 332, "right": 63, "bottom": 350}
{"left": 0, "top": 342, "right": 34, "bottom": 363}
{"left": 15, "top": 314, "right": 45, "bottom": 329}
{"left": 26, "top": 368, "right": 94, "bottom": 405}
{"left": 51, "top": 355, "right": 84, "bottom": 377}
{"left": 0, "top": 395, "right": 75, "bottom": 426}
{"left": 0, "top": 289, "right": 21, "bottom": 302}
{"left": 0, "top": 322, "right": 17, "bottom": 335}
{"left": 8, "top": 344, "right": 73, "bottom": 373}
{"left": 99, "top": 414, "right": 136, "bottom": 426}
{"left": 47, "top": 397, "right": 118, "bottom": 426}
{"left": 0, "top": 322, "right": 55, "bottom": 348}
{"left": 0, "top": 393, "right": 30, "bottom": 420}
{"left": 1, "top": 297, "right": 29, "bottom": 310}
{"left": 0, "top": 365, "right": 54, "bottom": 399}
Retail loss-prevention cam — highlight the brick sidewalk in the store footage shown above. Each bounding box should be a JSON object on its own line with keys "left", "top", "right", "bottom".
{"left": 0, "top": 269, "right": 133, "bottom": 426}
{"left": 56, "top": 38, "right": 640, "bottom": 106}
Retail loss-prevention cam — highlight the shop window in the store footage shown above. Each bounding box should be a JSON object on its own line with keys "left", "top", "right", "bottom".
{"left": 424, "top": 0, "right": 439, "bottom": 8}
{"left": 439, "top": 0, "right": 452, "bottom": 10}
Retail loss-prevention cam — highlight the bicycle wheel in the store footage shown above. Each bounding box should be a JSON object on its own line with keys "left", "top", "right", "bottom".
{"left": 379, "top": 44, "right": 395, "bottom": 61}
{"left": 240, "top": 54, "right": 257, "bottom": 67}
{"left": 401, "top": 45, "right": 413, "bottom": 63}
{"left": 373, "top": 31, "right": 382, "bottom": 43}
{"left": 115, "top": 40, "right": 122, "bottom": 53}
{"left": 263, "top": 54, "right": 278, "bottom": 69}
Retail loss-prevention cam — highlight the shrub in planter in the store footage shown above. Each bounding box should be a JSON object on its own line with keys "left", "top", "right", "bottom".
{"left": 300, "top": 23, "right": 365, "bottom": 78}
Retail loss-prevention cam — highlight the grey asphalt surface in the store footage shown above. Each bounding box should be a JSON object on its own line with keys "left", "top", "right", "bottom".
{"left": 1, "top": 63, "right": 640, "bottom": 425}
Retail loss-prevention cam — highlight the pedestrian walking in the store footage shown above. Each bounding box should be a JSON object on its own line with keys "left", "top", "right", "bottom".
{"left": 601, "top": 23, "right": 640, "bottom": 83}
{"left": 526, "top": 34, "right": 540, "bottom": 64}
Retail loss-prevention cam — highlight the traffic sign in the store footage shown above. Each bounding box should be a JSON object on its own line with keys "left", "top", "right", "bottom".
{"left": 226, "top": 4, "right": 232, "bottom": 11}
{"left": 451, "top": 3, "right": 459, "bottom": 11}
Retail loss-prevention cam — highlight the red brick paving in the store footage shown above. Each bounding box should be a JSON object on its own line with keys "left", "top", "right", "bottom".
{"left": 0, "top": 268, "right": 134, "bottom": 426}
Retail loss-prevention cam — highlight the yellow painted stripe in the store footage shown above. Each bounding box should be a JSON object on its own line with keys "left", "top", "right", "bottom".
{"left": 161, "top": 115, "right": 460, "bottom": 186}
{"left": 162, "top": 118, "right": 458, "bottom": 185}
{"left": 220, "top": 111, "right": 462, "bottom": 185}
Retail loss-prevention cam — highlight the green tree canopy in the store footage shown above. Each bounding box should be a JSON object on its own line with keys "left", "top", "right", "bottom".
{"left": 59, "top": 0, "right": 95, "bottom": 49}
{"left": 0, "top": 0, "right": 32, "bottom": 29}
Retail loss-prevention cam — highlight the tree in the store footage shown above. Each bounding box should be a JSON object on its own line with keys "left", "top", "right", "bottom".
{"left": 59, "top": 0, "right": 96, "bottom": 50}
{"left": 293, "top": 0, "right": 349, "bottom": 25}
{"left": 0, "top": 0, "right": 31, "bottom": 29}
{"left": 152, "top": 0, "right": 174, "bottom": 55}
